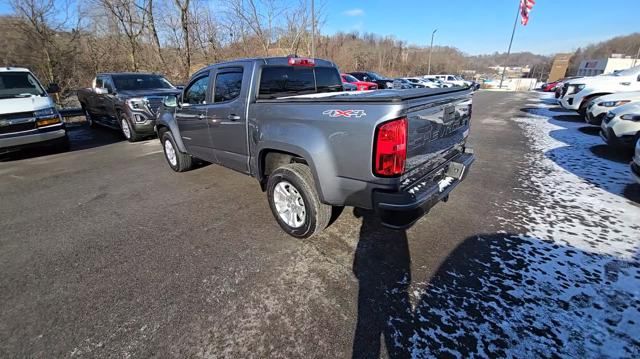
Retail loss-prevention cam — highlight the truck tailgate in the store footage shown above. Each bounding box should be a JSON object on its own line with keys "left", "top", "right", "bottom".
{"left": 401, "top": 92, "right": 472, "bottom": 187}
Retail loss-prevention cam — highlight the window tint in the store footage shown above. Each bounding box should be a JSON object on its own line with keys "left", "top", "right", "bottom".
{"left": 0, "top": 72, "right": 46, "bottom": 98}
{"left": 184, "top": 75, "right": 209, "bottom": 105}
{"left": 214, "top": 70, "right": 243, "bottom": 103}
{"left": 315, "top": 67, "right": 342, "bottom": 93}
{"left": 112, "top": 74, "right": 174, "bottom": 91}
{"left": 258, "top": 66, "right": 343, "bottom": 99}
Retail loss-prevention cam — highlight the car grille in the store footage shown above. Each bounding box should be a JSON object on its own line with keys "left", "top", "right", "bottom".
{"left": 146, "top": 97, "right": 164, "bottom": 114}
{"left": 0, "top": 121, "right": 36, "bottom": 134}
{"left": 561, "top": 84, "right": 569, "bottom": 97}
{"left": 0, "top": 112, "right": 36, "bottom": 135}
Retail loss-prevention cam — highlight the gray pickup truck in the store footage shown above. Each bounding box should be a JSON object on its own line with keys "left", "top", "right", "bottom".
{"left": 77, "top": 73, "right": 181, "bottom": 142}
{"left": 156, "top": 57, "right": 474, "bottom": 238}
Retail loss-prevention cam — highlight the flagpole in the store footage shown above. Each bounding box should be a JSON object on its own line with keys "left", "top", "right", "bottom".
{"left": 499, "top": 1, "right": 522, "bottom": 89}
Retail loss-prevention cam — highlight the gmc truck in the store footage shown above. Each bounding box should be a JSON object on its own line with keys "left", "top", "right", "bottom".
{"left": 77, "top": 73, "right": 181, "bottom": 142}
{"left": 156, "top": 57, "right": 475, "bottom": 238}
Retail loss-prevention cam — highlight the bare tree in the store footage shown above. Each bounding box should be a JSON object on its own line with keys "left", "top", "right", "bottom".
{"left": 98, "top": 0, "right": 147, "bottom": 71}
{"left": 10, "top": 0, "right": 80, "bottom": 101}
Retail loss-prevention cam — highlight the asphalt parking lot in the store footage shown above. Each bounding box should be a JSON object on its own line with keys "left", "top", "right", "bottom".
{"left": 1, "top": 91, "right": 639, "bottom": 358}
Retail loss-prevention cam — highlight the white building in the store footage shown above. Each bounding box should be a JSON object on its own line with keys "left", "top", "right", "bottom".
{"left": 577, "top": 54, "right": 639, "bottom": 76}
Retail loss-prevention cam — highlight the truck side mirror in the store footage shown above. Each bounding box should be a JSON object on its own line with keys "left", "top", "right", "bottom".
{"left": 163, "top": 95, "right": 178, "bottom": 108}
{"left": 46, "top": 83, "right": 60, "bottom": 94}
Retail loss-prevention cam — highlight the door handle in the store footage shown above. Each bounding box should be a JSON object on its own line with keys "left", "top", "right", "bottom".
{"left": 227, "top": 114, "right": 241, "bottom": 121}
{"left": 198, "top": 113, "right": 205, "bottom": 120}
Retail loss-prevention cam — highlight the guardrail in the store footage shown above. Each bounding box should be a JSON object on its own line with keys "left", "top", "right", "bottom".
{"left": 59, "top": 108, "right": 83, "bottom": 118}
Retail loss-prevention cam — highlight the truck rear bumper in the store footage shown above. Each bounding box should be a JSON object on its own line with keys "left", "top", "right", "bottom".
{"left": 373, "top": 151, "right": 475, "bottom": 229}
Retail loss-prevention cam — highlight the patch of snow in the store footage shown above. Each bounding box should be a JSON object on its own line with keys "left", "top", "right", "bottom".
{"left": 386, "top": 92, "right": 640, "bottom": 358}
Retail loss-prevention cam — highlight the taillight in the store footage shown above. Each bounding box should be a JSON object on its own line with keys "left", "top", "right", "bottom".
{"left": 373, "top": 118, "right": 408, "bottom": 177}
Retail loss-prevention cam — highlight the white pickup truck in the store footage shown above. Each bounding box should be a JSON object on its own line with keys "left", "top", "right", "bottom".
{"left": 0, "top": 67, "right": 67, "bottom": 154}
{"left": 559, "top": 66, "right": 640, "bottom": 115}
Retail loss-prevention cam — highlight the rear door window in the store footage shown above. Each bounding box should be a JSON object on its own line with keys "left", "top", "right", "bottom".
{"left": 258, "top": 66, "right": 342, "bottom": 99}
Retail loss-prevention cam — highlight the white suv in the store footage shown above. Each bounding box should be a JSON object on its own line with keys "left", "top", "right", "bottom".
{"left": 0, "top": 67, "right": 67, "bottom": 154}
{"left": 424, "top": 75, "right": 470, "bottom": 87}
{"left": 560, "top": 66, "right": 640, "bottom": 115}
{"left": 600, "top": 101, "right": 640, "bottom": 148}
{"left": 585, "top": 91, "right": 640, "bottom": 125}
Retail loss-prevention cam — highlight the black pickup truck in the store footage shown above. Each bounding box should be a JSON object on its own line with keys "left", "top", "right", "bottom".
{"left": 77, "top": 73, "right": 181, "bottom": 141}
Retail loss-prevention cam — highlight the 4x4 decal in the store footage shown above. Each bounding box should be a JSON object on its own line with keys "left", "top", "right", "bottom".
{"left": 322, "top": 109, "right": 366, "bottom": 118}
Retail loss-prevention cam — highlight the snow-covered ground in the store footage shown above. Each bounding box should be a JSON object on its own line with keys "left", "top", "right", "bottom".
{"left": 391, "top": 93, "right": 640, "bottom": 358}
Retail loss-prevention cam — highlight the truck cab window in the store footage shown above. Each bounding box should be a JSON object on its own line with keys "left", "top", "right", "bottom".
{"left": 258, "top": 66, "right": 342, "bottom": 99}
{"left": 184, "top": 76, "right": 209, "bottom": 105}
{"left": 214, "top": 70, "right": 243, "bottom": 103}
{"left": 95, "top": 77, "right": 105, "bottom": 89}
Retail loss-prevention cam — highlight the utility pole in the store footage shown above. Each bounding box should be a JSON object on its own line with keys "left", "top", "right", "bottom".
{"left": 499, "top": 1, "right": 522, "bottom": 89}
{"left": 311, "top": 0, "right": 315, "bottom": 58}
{"left": 633, "top": 45, "right": 640, "bottom": 67}
{"left": 428, "top": 29, "right": 437, "bottom": 75}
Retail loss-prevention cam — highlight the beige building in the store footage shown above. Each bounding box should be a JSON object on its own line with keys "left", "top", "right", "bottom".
{"left": 577, "top": 54, "right": 639, "bottom": 76}
{"left": 547, "top": 53, "right": 572, "bottom": 82}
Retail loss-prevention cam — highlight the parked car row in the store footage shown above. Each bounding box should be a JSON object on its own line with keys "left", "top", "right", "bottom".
{"left": 341, "top": 71, "right": 474, "bottom": 91}
{"left": 555, "top": 65, "right": 640, "bottom": 183}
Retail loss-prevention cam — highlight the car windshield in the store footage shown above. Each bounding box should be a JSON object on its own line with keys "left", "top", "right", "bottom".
{"left": 0, "top": 71, "right": 46, "bottom": 99}
{"left": 112, "top": 74, "right": 175, "bottom": 91}
{"left": 368, "top": 72, "right": 388, "bottom": 81}
{"left": 343, "top": 74, "right": 359, "bottom": 83}
{"left": 613, "top": 66, "right": 640, "bottom": 77}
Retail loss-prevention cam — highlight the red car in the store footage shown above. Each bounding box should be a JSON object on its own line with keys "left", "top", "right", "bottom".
{"left": 341, "top": 73, "right": 378, "bottom": 91}
{"left": 542, "top": 80, "right": 561, "bottom": 92}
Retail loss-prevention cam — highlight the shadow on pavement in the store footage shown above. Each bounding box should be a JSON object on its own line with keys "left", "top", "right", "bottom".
{"left": 1, "top": 123, "right": 126, "bottom": 162}
{"left": 589, "top": 144, "right": 634, "bottom": 164}
{"left": 351, "top": 221, "right": 640, "bottom": 357}
{"left": 351, "top": 208, "right": 412, "bottom": 359}
{"left": 544, "top": 116, "right": 637, "bottom": 203}
{"left": 577, "top": 126, "right": 601, "bottom": 136}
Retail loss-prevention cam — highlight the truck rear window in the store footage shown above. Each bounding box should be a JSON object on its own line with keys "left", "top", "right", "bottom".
{"left": 258, "top": 66, "right": 342, "bottom": 99}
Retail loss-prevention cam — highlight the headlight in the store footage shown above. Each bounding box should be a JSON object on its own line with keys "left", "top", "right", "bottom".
{"left": 127, "top": 98, "right": 149, "bottom": 110}
{"left": 620, "top": 114, "right": 640, "bottom": 122}
{"left": 598, "top": 100, "right": 630, "bottom": 107}
{"left": 34, "top": 107, "right": 57, "bottom": 118}
{"left": 34, "top": 107, "right": 61, "bottom": 127}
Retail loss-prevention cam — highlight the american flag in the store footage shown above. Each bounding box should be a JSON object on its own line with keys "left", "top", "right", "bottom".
{"left": 520, "top": 0, "right": 535, "bottom": 26}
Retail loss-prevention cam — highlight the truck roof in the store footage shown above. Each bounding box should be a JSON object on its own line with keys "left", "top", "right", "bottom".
{"left": 96, "top": 72, "right": 160, "bottom": 76}
{"left": 192, "top": 57, "right": 337, "bottom": 78}
{"left": 0, "top": 67, "right": 31, "bottom": 73}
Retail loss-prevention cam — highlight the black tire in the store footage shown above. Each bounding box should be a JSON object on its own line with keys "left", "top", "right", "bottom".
{"left": 118, "top": 111, "right": 141, "bottom": 142}
{"left": 266, "top": 163, "right": 333, "bottom": 239}
{"left": 82, "top": 105, "right": 95, "bottom": 127}
{"left": 161, "top": 131, "right": 193, "bottom": 172}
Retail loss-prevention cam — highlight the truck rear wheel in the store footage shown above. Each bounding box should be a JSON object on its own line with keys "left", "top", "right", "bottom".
{"left": 161, "top": 131, "right": 193, "bottom": 172}
{"left": 266, "top": 163, "right": 332, "bottom": 239}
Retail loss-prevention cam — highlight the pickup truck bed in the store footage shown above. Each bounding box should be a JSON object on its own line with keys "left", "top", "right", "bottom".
{"left": 156, "top": 57, "right": 474, "bottom": 237}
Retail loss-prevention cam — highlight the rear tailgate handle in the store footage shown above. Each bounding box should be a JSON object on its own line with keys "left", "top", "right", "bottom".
{"left": 227, "top": 114, "right": 241, "bottom": 121}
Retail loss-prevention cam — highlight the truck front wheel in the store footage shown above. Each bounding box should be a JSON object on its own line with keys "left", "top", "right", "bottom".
{"left": 161, "top": 131, "right": 193, "bottom": 172}
{"left": 266, "top": 163, "right": 332, "bottom": 239}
